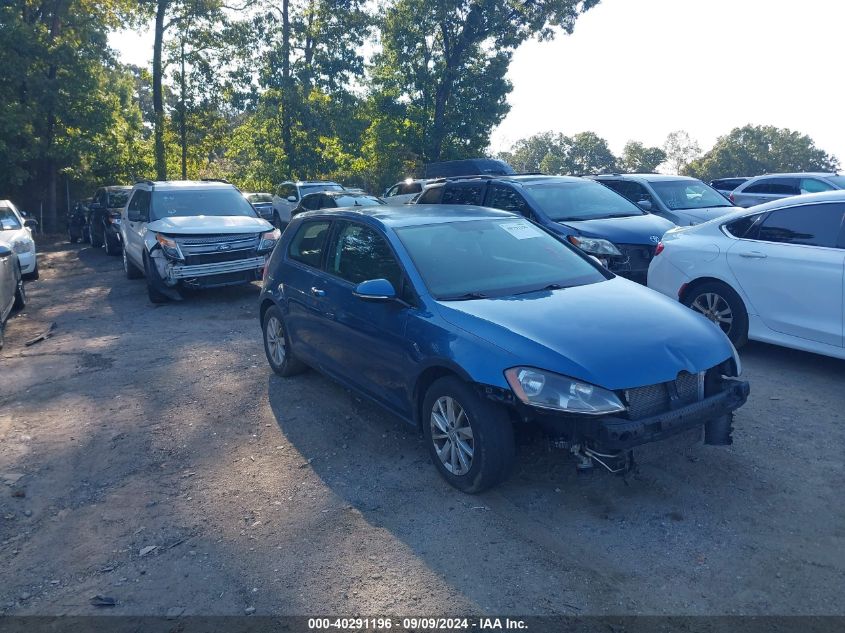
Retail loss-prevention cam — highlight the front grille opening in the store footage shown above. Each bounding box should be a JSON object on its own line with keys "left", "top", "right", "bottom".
{"left": 622, "top": 370, "right": 705, "bottom": 420}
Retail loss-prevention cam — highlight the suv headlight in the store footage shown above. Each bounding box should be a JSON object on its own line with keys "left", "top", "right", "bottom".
{"left": 505, "top": 367, "right": 626, "bottom": 415}
{"left": 567, "top": 236, "right": 621, "bottom": 256}
{"left": 12, "top": 239, "right": 34, "bottom": 254}
{"left": 155, "top": 233, "right": 183, "bottom": 260}
{"left": 258, "top": 228, "right": 281, "bottom": 253}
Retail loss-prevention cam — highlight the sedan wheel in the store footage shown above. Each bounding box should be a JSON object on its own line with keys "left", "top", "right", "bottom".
{"left": 690, "top": 292, "right": 733, "bottom": 334}
{"left": 261, "top": 305, "right": 305, "bottom": 377}
{"left": 266, "top": 315, "right": 286, "bottom": 366}
{"left": 683, "top": 281, "right": 748, "bottom": 347}
{"left": 430, "top": 396, "right": 475, "bottom": 476}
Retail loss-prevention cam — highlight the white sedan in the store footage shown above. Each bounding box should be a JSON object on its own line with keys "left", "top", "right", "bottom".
{"left": 0, "top": 200, "right": 38, "bottom": 280}
{"left": 648, "top": 191, "right": 845, "bottom": 359}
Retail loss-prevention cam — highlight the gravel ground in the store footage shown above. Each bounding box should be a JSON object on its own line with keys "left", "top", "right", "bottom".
{"left": 1, "top": 239, "right": 844, "bottom": 617}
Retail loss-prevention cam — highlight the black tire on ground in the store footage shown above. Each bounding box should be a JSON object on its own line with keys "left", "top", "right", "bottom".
{"left": 682, "top": 280, "right": 748, "bottom": 347}
{"left": 84, "top": 225, "right": 92, "bottom": 245}
{"left": 68, "top": 228, "right": 77, "bottom": 244}
{"left": 104, "top": 231, "right": 120, "bottom": 256}
{"left": 0, "top": 323, "right": 5, "bottom": 350}
{"left": 90, "top": 224, "right": 104, "bottom": 248}
{"left": 143, "top": 253, "right": 170, "bottom": 304}
{"left": 262, "top": 305, "right": 306, "bottom": 377}
{"left": 22, "top": 263, "right": 38, "bottom": 281}
{"left": 12, "top": 275, "right": 26, "bottom": 311}
{"left": 422, "top": 376, "right": 516, "bottom": 494}
{"left": 123, "top": 247, "right": 143, "bottom": 279}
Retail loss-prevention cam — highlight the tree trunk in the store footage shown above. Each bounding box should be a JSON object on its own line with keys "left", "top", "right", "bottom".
{"left": 179, "top": 36, "right": 187, "bottom": 180}
{"left": 280, "top": 0, "right": 293, "bottom": 173}
{"left": 153, "top": 0, "right": 168, "bottom": 181}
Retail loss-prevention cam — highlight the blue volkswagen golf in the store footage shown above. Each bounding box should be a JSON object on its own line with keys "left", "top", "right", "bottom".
{"left": 259, "top": 205, "right": 749, "bottom": 493}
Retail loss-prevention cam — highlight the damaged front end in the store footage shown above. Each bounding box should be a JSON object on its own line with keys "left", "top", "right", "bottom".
{"left": 495, "top": 356, "right": 749, "bottom": 475}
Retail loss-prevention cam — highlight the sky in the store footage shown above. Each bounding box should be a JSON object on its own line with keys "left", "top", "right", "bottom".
{"left": 110, "top": 0, "right": 845, "bottom": 163}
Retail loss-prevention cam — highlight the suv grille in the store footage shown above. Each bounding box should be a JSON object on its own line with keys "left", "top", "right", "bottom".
{"left": 174, "top": 233, "right": 261, "bottom": 265}
{"left": 623, "top": 371, "right": 703, "bottom": 420}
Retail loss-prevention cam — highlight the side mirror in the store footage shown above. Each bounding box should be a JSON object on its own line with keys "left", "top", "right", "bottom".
{"left": 353, "top": 278, "right": 397, "bottom": 301}
{"left": 0, "top": 245, "right": 12, "bottom": 258}
{"left": 636, "top": 199, "right": 653, "bottom": 211}
{"left": 287, "top": 195, "right": 297, "bottom": 202}
{"left": 24, "top": 219, "right": 38, "bottom": 229}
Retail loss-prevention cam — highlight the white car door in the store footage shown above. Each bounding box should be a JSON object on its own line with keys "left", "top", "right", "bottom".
{"left": 726, "top": 202, "right": 845, "bottom": 347}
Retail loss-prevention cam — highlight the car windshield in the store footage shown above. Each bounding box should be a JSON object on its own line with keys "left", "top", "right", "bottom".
{"left": 650, "top": 180, "right": 732, "bottom": 209}
{"left": 825, "top": 175, "right": 845, "bottom": 188}
{"left": 300, "top": 184, "right": 344, "bottom": 196}
{"left": 524, "top": 181, "right": 644, "bottom": 221}
{"left": 334, "top": 195, "right": 385, "bottom": 207}
{"left": 107, "top": 191, "right": 130, "bottom": 207}
{"left": 248, "top": 193, "right": 273, "bottom": 203}
{"left": 152, "top": 188, "right": 258, "bottom": 220}
{"left": 396, "top": 218, "right": 606, "bottom": 300}
{"left": 0, "top": 207, "right": 22, "bottom": 230}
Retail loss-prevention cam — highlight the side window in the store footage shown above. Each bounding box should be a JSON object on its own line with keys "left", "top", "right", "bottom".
{"left": 756, "top": 203, "right": 845, "bottom": 248}
{"left": 301, "top": 194, "right": 322, "bottom": 211}
{"left": 766, "top": 179, "right": 800, "bottom": 195}
{"left": 326, "top": 221, "right": 402, "bottom": 289}
{"left": 724, "top": 214, "right": 764, "bottom": 239}
{"left": 442, "top": 184, "right": 484, "bottom": 205}
{"left": 386, "top": 185, "right": 400, "bottom": 197}
{"left": 399, "top": 182, "right": 422, "bottom": 195}
{"left": 417, "top": 186, "right": 444, "bottom": 204}
{"left": 488, "top": 185, "right": 531, "bottom": 217}
{"left": 800, "top": 178, "right": 834, "bottom": 194}
{"left": 743, "top": 181, "right": 770, "bottom": 194}
{"left": 288, "top": 221, "right": 330, "bottom": 268}
{"left": 127, "top": 190, "right": 150, "bottom": 222}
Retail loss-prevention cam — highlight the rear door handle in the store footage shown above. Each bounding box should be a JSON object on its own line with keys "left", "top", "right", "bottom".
{"left": 310, "top": 287, "right": 326, "bottom": 297}
{"left": 739, "top": 251, "right": 767, "bottom": 259}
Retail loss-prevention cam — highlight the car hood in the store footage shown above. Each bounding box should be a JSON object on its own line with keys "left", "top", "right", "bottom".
{"left": 146, "top": 215, "right": 273, "bottom": 234}
{"left": 556, "top": 214, "right": 675, "bottom": 244}
{"left": 435, "top": 277, "right": 733, "bottom": 391}
{"left": 676, "top": 206, "right": 738, "bottom": 223}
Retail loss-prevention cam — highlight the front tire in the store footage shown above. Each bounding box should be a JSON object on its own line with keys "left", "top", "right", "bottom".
{"left": 104, "top": 231, "right": 120, "bottom": 256}
{"left": 422, "top": 376, "right": 515, "bottom": 494}
{"left": 262, "top": 306, "right": 305, "bottom": 377}
{"left": 22, "top": 263, "right": 38, "bottom": 281}
{"left": 12, "top": 275, "right": 26, "bottom": 311}
{"left": 143, "top": 253, "right": 170, "bottom": 304}
{"left": 683, "top": 281, "right": 748, "bottom": 347}
{"left": 90, "top": 225, "right": 104, "bottom": 248}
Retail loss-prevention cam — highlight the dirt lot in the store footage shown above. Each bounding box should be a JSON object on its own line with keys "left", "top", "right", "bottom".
{"left": 1, "top": 239, "right": 844, "bottom": 618}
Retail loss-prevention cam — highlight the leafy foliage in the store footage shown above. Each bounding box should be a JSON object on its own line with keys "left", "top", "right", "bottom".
{"left": 684, "top": 125, "right": 840, "bottom": 182}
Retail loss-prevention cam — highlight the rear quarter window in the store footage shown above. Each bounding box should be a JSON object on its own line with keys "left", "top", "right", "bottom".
{"left": 288, "top": 221, "right": 330, "bottom": 268}
{"left": 417, "top": 186, "right": 444, "bottom": 204}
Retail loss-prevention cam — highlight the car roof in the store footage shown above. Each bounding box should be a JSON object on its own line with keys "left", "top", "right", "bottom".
{"left": 104, "top": 185, "right": 132, "bottom": 191}
{"left": 427, "top": 174, "right": 585, "bottom": 187}
{"left": 136, "top": 180, "right": 236, "bottom": 191}
{"left": 302, "top": 204, "right": 517, "bottom": 228}
{"left": 594, "top": 173, "right": 699, "bottom": 182}
{"left": 745, "top": 172, "right": 841, "bottom": 180}
{"left": 287, "top": 180, "right": 342, "bottom": 186}
{"left": 735, "top": 189, "right": 845, "bottom": 214}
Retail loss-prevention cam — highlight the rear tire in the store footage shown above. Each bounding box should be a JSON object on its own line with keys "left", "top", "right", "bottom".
{"left": 104, "top": 231, "right": 120, "bottom": 256}
{"left": 422, "top": 376, "right": 516, "bottom": 494}
{"left": 262, "top": 305, "right": 306, "bottom": 377}
{"left": 683, "top": 281, "right": 748, "bottom": 347}
{"left": 123, "top": 247, "right": 143, "bottom": 279}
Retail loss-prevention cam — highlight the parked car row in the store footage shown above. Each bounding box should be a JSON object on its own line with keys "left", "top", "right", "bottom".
{"left": 0, "top": 199, "right": 36, "bottom": 349}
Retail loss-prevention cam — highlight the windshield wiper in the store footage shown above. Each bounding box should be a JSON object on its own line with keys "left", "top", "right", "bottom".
{"left": 514, "top": 283, "right": 568, "bottom": 295}
{"left": 439, "top": 292, "right": 489, "bottom": 301}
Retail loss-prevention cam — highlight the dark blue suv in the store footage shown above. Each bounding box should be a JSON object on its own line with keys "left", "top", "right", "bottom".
{"left": 259, "top": 206, "right": 748, "bottom": 493}
{"left": 415, "top": 175, "right": 675, "bottom": 283}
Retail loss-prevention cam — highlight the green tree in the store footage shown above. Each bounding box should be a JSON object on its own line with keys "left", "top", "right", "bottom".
{"left": 503, "top": 131, "right": 617, "bottom": 175}
{"left": 619, "top": 141, "right": 666, "bottom": 173}
{"left": 663, "top": 130, "right": 701, "bottom": 174}
{"left": 373, "top": 0, "right": 598, "bottom": 164}
{"left": 684, "top": 124, "right": 840, "bottom": 182}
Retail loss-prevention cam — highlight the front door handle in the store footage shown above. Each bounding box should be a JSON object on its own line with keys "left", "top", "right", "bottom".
{"left": 739, "top": 251, "right": 767, "bottom": 259}
{"left": 310, "top": 287, "right": 326, "bottom": 297}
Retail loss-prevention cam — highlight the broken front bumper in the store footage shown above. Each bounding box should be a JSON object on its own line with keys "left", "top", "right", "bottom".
{"left": 165, "top": 256, "right": 267, "bottom": 281}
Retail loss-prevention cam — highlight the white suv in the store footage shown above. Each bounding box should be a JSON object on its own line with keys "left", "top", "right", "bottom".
{"left": 271, "top": 181, "right": 344, "bottom": 228}
{"left": 120, "top": 180, "right": 278, "bottom": 303}
{"left": 0, "top": 200, "right": 38, "bottom": 280}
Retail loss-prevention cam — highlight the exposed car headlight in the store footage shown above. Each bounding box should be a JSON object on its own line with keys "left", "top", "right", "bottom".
{"left": 505, "top": 367, "right": 626, "bottom": 415}
{"left": 12, "top": 239, "right": 34, "bottom": 254}
{"left": 258, "top": 228, "right": 281, "bottom": 253}
{"left": 567, "top": 236, "right": 622, "bottom": 256}
{"left": 155, "top": 233, "right": 183, "bottom": 260}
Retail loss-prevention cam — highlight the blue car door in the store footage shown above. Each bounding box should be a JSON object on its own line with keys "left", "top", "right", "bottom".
{"left": 317, "top": 220, "right": 416, "bottom": 417}
{"left": 281, "top": 219, "right": 335, "bottom": 367}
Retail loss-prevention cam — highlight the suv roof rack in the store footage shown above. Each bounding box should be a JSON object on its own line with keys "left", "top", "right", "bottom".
{"left": 201, "top": 178, "right": 230, "bottom": 184}
{"left": 134, "top": 178, "right": 155, "bottom": 186}
{"left": 425, "top": 175, "right": 501, "bottom": 185}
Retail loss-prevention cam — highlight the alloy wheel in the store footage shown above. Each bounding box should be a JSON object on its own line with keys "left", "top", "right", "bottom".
{"left": 430, "top": 396, "right": 475, "bottom": 476}
{"left": 691, "top": 292, "right": 733, "bottom": 334}
{"left": 265, "top": 315, "right": 286, "bottom": 366}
